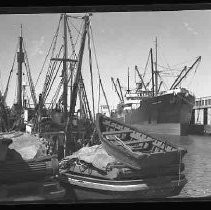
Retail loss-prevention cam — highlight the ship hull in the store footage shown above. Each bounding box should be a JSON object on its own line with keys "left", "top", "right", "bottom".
{"left": 114, "top": 92, "right": 195, "bottom": 136}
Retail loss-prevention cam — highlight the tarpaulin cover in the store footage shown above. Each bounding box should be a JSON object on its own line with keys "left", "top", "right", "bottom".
{"left": 61, "top": 144, "right": 117, "bottom": 171}
{"left": 1, "top": 132, "right": 48, "bottom": 161}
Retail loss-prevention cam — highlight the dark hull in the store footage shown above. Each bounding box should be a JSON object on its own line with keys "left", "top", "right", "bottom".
{"left": 115, "top": 92, "right": 195, "bottom": 135}
{"left": 60, "top": 173, "right": 187, "bottom": 201}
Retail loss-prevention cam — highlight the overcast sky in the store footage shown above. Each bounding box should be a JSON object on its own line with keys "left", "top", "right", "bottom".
{"left": 0, "top": 10, "right": 210, "bottom": 109}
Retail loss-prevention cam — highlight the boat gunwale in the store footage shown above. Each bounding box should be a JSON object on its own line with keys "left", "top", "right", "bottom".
{"left": 96, "top": 113, "right": 187, "bottom": 152}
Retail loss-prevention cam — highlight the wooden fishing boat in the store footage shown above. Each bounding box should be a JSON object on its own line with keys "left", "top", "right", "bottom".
{"left": 96, "top": 113, "right": 187, "bottom": 170}
{"left": 59, "top": 172, "right": 187, "bottom": 201}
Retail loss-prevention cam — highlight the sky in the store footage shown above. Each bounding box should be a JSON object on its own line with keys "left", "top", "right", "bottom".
{"left": 0, "top": 10, "right": 210, "bottom": 111}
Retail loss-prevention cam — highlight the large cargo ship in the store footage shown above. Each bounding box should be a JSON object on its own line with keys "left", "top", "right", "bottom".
{"left": 110, "top": 40, "right": 201, "bottom": 136}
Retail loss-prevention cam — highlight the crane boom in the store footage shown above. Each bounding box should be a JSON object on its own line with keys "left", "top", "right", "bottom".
{"left": 170, "top": 56, "right": 201, "bottom": 90}
{"left": 116, "top": 78, "right": 124, "bottom": 103}
{"left": 135, "top": 65, "right": 147, "bottom": 91}
{"left": 111, "top": 77, "right": 122, "bottom": 102}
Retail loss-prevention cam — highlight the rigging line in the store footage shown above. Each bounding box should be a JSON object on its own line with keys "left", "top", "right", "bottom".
{"left": 157, "top": 43, "right": 171, "bottom": 70}
{"left": 99, "top": 78, "right": 111, "bottom": 117}
{"left": 184, "top": 61, "right": 200, "bottom": 88}
{"left": 3, "top": 41, "right": 19, "bottom": 100}
{"left": 44, "top": 60, "right": 63, "bottom": 102}
{"left": 42, "top": 45, "right": 63, "bottom": 98}
{"left": 50, "top": 56, "right": 77, "bottom": 108}
{"left": 72, "top": 20, "right": 84, "bottom": 50}
{"left": 80, "top": 75, "right": 93, "bottom": 121}
{"left": 97, "top": 76, "right": 101, "bottom": 113}
{"left": 158, "top": 74, "right": 168, "bottom": 91}
{"left": 157, "top": 64, "right": 181, "bottom": 71}
{"left": 68, "top": 18, "right": 82, "bottom": 36}
{"left": 143, "top": 49, "right": 151, "bottom": 78}
{"left": 35, "top": 15, "right": 62, "bottom": 87}
{"left": 23, "top": 41, "right": 37, "bottom": 105}
{"left": 66, "top": 19, "right": 77, "bottom": 56}
{"left": 88, "top": 28, "right": 95, "bottom": 121}
{"left": 170, "top": 56, "right": 199, "bottom": 67}
{"left": 48, "top": 79, "right": 63, "bottom": 109}
{"left": 43, "top": 40, "right": 63, "bottom": 91}
{"left": 90, "top": 25, "right": 100, "bottom": 77}
{"left": 90, "top": 25, "right": 110, "bottom": 115}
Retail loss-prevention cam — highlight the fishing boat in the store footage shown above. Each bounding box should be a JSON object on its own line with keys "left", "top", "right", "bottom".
{"left": 58, "top": 113, "right": 187, "bottom": 201}
{"left": 96, "top": 113, "right": 187, "bottom": 170}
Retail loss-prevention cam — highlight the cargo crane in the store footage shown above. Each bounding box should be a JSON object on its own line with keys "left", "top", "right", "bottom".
{"left": 111, "top": 77, "right": 122, "bottom": 103}
{"left": 170, "top": 56, "right": 201, "bottom": 90}
{"left": 116, "top": 78, "right": 124, "bottom": 103}
{"left": 135, "top": 65, "right": 147, "bottom": 91}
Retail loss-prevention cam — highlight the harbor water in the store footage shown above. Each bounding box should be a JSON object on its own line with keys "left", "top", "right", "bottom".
{"left": 149, "top": 133, "right": 211, "bottom": 198}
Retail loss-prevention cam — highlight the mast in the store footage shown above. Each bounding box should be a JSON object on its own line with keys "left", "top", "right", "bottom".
{"left": 65, "top": 14, "right": 90, "bottom": 156}
{"left": 150, "top": 48, "right": 154, "bottom": 96}
{"left": 17, "top": 24, "right": 24, "bottom": 111}
{"left": 154, "top": 37, "right": 158, "bottom": 95}
{"left": 127, "top": 67, "right": 130, "bottom": 93}
{"left": 63, "top": 13, "right": 68, "bottom": 121}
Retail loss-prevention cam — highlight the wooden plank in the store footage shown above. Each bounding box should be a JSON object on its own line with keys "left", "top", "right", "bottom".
{"left": 124, "top": 139, "right": 153, "bottom": 145}
{"left": 102, "top": 130, "right": 133, "bottom": 135}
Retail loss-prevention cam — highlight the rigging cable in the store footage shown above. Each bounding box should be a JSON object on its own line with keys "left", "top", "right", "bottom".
{"left": 3, "top": 41, "right": 19, "bottom": 102}
{"left": 35, "top": 15, "right": 62, "bottom": 88}
{"left": 42, "top": 45, "right": 63, "bottom": 101}
{"left": 43, "top": 45, "right": 63, "bottom": 102}
{"left": 90, "top": 25, "right": 111, "bottom": 116}
{"left": 51, "top": 17, "right": 83, "bottom": 108}
{"left": 143, "top": 49, "right": 151, "bottom": 78}
{"left": 23, "top": 41, "right": 37, "bottom": 106}
{"left": 88, "top": 26, "right": 95, "bottom": 121}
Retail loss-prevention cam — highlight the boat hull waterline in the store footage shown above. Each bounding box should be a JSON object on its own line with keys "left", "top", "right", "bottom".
{"left": 60, "top": 173, "right": 187, "bottom": 200}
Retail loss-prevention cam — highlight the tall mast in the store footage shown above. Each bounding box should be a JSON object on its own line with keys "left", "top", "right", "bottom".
{"left": 17, "top": 24, "right": 24, "bottom": 111}
{"left": 65, "top": 14, "right": 90, "bottom": 156}
{"left": 150, "top": 48, "right": 154, "bottom": 96}
{"left": 155, "top": 37, "right": 158, "bottom": 95}
{"left": 63, "top": 13, "right": 68, "bottom": 121}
